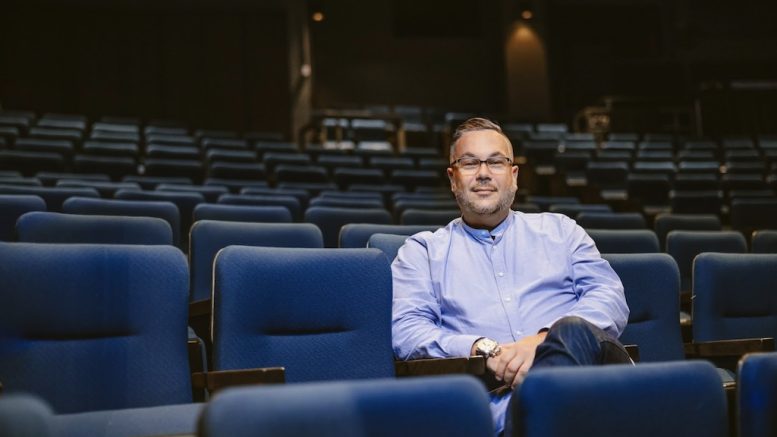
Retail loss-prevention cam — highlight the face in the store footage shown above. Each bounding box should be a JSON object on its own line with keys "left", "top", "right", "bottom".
{"left": 447, "top": 130, "right": 518, "bottom": 227}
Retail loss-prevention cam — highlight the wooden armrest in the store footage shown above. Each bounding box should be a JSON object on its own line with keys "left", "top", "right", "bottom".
{"left": 189, "top": 299, "right": 211, "bottom": 318}
{"left": 691, "top": 338, "right": 775, "bottom": 358}
{"left": 187, "top": 339, "right": 204, "bottom": 374}
{"left": 394, "top": 356, "right": 486, "bottom": 377}
{"left": 192, "top": 368, "right": 285, "bottom": 394}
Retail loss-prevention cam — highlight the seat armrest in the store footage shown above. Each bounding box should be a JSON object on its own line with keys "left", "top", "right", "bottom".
{"left": 624, "top": 344, "right": 639, "bottom": 363}
{"left": 192, "top": 368, "right": 285, "bottom": 394}
{"left": 690, "top": 338, "right": 775, "bottom": 358}
{"left": 189, "top": 299, "right": 211, "bottom": 318}
{"left": 394, "top": 356, "right": 486, "bottom": 377}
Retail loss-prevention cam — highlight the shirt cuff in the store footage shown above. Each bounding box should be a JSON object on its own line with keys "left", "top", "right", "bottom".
{"left": 447, "top": 334, "right": 485, "bottom": 357}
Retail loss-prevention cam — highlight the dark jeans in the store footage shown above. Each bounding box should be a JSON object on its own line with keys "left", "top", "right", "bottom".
{"left": 502, "top": 316, "right": 631, "bottom": 436}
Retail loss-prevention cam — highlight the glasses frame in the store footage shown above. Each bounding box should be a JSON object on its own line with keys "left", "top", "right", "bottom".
{"left": 449, "top": 155, "right": 514, "bottom": 174}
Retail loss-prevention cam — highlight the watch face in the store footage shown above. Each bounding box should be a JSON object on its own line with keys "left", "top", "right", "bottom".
{"left": 477, "top": 338, "right": 498, "bottom": 356}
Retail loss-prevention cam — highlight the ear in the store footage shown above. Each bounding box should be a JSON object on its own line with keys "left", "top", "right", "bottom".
{"left": 447, "top": 167, "right": 457, "bottom": 191}
{"left": 511, "top": 164, "right": 519, "bottom": 186}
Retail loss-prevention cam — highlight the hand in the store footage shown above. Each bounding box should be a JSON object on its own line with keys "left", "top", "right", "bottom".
{"left": 486, "top": 332, "right": 547, "bottom": 388}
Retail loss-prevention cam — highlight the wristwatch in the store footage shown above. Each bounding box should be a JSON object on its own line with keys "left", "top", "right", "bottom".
{"left": 474, "top": 337, "right": 501, "bottom": 358}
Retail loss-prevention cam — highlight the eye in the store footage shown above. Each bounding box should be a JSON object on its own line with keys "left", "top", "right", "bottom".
{"left": 459, "top": 158, "right": 480, "bottom": 168}
{"left": 487, "top": 157, "right": 508, "bottom": 167}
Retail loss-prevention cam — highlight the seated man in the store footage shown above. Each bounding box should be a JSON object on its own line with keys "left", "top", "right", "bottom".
{"left": 391, "top": 118, "right": 630, "bottom": 435}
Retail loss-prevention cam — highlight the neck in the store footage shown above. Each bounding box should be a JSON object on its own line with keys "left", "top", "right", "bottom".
{"left": 461, "top": 209, "right": 510, "bottom": 231}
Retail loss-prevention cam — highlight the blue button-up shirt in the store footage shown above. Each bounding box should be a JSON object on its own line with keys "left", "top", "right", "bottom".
{"left": 391, "top": 211, "right": 628, "bottom": 433}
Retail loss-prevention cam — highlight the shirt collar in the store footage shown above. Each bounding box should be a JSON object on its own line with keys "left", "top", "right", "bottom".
{"left": 461, "top": 211, "right": 514, "bottom": 244}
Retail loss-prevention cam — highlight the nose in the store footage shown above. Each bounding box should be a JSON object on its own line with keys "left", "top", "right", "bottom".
{"left": 475, "top": 161, "right": 493, "bottom": 180}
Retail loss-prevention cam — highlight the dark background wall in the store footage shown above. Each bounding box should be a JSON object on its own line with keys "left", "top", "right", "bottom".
{"left": 1, "top": 0, "right": 290, "bottom": 134}
{"left": 2, "top": 0, "right": 776, "bottom": 133}
{"left": 309, "top": 0, "right": 506, "bottom": 113}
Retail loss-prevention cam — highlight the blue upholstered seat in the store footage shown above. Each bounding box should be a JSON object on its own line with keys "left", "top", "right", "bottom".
{"left": 693, "top": 253, "right": 777, "bottom": 343}
{"left": 211, "top": 246, "right": 394, "bottom": 382}
{"left": 16, "top": 211, "right": 173, "bottom": 245}
{"left": 0, "top": 194, "right": 46, "bottom": 241}
{"left": 63, "top": 196, "right": 181, "bottom": 247}
{"left": 304, "top": 206, "right": 392, "bottom": 248}
{"left": 193, "top": 203, "right": 292, "bottom": 223}
{"left": 198, "top": 376, "right": 493, "bottom": 437}
{"left": 339, "top": 223, "right": 437, "bottom": 248}
{"left": 510, "top": 361, "right": 727, "bottom": 437}
{"left": 603, "top": 253, "right": 684, "bottom": 361}
{"left": 189, "top": 220, "right": 323, "bottom": 302}
{"left": 738, "top": 352, "right": 777, "bottom": 437}
{"left": 585, "top": 229, "right": 660, "bottom": 254}
{"left": 368, "top": 233, "right": 410, "bottom": 261}
{"left": 665, "top": 230, "right": 747, "bottom": 293}
{"left": 0, "top": 243, "right": 192, "bottom": 413}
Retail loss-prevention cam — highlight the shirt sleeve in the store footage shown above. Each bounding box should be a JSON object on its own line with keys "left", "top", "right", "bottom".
{"left": 553, "top": 219, "right": 630, "bottom": 338}
{"left": 391, "top": 234, "right": 482, "bottom": 360}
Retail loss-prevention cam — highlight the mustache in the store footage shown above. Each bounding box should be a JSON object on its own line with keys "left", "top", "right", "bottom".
{"left": 471, "top": 182, "right": 497, "bottom": 191}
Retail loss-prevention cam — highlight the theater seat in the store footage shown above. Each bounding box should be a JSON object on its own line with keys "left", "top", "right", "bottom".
{"left": 16, "top": 211, "right": 173, "bottom": 245}
{"left": 198, "top": 376, "right": 493, "bottom": 437}
{"left": 210, "top": 247, "right": 394, "bottom": 386}
{"left": 510, "top": 361, "right": 727, "bottom": 437}
{"left": 0, "top": 243, "right": 192, "bottom": 413}
{"left": 738, "top": 352, "right": 777, "bottom": 437}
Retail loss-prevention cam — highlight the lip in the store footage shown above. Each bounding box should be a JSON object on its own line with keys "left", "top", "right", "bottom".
{"left": 472, "top": 187, "right": 497, "bottom": 193}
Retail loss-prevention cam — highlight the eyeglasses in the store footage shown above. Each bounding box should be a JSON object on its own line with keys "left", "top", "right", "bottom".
{"left": 450, "top": 156, "right": 513, "bottom": 174}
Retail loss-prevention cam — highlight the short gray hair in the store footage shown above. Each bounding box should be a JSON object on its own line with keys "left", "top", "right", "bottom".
{"left": 449, "top": 117, "right": 512, "bottom": 159}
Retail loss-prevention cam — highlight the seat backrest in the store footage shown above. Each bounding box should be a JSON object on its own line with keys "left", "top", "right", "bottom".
{"left": 0, "top": 243, "right": 192, "bottom": 413}
{"left": 63, "top": 196, "right": 181, "bottom": 246}
{"left": 115, "top": 189, "right": 204, "bottom": 249}
{"left": 693, "top": 253, "right": 777, "bottom": 342}
{"left": 212, "top": 246, "right": 394, "bottom": 381}
{"left": 548, "top": 204, "right": 612, "bottom": 219}
{"left": 575, "top": 212, "right": 646, "bottom": 230}
{"left": 738, "top": 351, "right": 777, "bottom": 437}
{"left": 16, "top": 212, "right": 172, "bottom": 245}
{"left": 653, "top": 213, "right": 722, "bottom": 250}
{"left": 0, "top": 194, "right": 46, "bottom": 241}
{"left": 189, "top": 220, "right": 323, "bottom": 302}
{"left": 368, "top": 233, "right": 411, "bottom": 261}
{"left": 400, "top": 209, "right": 460, "bottom": 226}
{"left": 304, "top": 206, "right": 392, "bottom": 248}
{"left": 752, "top": 230, "right": 777, "bottom": 253}
{"left": 0, "top": 186, "right": 99, "bottom": 211}
{"left": 192, "top": 203, "right": 292, "bottom": 223}
{"left": 197, "top": 376, "right": 493, "bottom": 437}
{"left": 603, "top": 253, "right": 684, "bottom": 361}
{"left": 339, "top": 223, "right": 437, "bottom": 248}
{"left": 512, "top": 361, "right": 727, "bottom": 437}
{"left": 218, "top": 194, "right": 301, "bottom": 221}
{"left": 666, "top": 230, "right": 748, "bottom": 293}
{"left": 585, "top": 229, "right": 660, "bottom": 253}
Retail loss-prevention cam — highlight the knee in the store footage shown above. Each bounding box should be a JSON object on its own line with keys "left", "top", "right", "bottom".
{"left": 547, "top": 316, "right": 596, "bottom": 339}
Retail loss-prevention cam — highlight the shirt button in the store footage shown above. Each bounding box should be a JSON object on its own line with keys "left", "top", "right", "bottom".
{"left": 504, "top": 296, "right": 512, "bottom": 302}
{"left": 515, "top": 330, "right": 523, "bottom": 336}
{"left": 497, "top": 272, "right": 504, "bottom": 277}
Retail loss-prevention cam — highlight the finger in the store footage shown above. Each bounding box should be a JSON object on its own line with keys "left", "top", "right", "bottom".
{"left": 489, "top": 349, "right": 515, "bottom": 381}
{"left": 510, "top": 358, "right": 534, "bottom": 388}
{"left": 502, "top": 357, "right": 524, "bottom": 387}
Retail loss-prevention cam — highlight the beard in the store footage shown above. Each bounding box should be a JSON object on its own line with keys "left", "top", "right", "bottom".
{"left": 454, "top": 182, "right": 516, "bottom": 216}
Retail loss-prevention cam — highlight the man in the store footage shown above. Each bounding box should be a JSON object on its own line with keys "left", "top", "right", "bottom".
{"left": 391, "top": 118, "right": 630, "bottom": 435}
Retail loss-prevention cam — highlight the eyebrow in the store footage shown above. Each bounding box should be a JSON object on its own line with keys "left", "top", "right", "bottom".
{"left": 456, "top": 152, "right": 509, "bottom": 159}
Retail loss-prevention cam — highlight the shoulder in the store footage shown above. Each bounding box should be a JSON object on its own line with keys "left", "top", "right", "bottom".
{"left": 514, "top": 211, "right": 580, "bottom": 236}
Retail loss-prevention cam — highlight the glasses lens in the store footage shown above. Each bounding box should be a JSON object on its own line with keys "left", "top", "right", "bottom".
{"left": 486, "top": 157, "right": 510, "bottom": 172}
{"left": 458, "top": 158, "right": 481, "bottom": 172}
